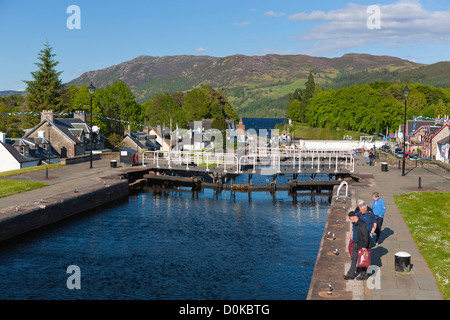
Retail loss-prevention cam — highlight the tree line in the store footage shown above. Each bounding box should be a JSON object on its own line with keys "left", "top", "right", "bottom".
{"left": 0, "top": 42, "right": 239, "bottom": 138}
{"left": 287, "top": 73, "right": 450, "bottom": 135}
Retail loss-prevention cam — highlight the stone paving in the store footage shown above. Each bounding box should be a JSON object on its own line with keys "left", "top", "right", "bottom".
{"left": 349, "top": 155, "right": 449, "bottom": 300}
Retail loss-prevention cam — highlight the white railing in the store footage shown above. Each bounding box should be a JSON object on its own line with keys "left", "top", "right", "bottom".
{"left": 141, "top": 147, "right": 355, "bottom": 173}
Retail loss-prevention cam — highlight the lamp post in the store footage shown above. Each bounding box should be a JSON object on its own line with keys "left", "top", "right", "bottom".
{"left": 46, "top": 122, "right": 52, "bottom": 179}
{"left": 402, "top": 85, "right": 410, "bottom": 176}
{"left": 88, "top": 82, "right": 96, "bottom": 169}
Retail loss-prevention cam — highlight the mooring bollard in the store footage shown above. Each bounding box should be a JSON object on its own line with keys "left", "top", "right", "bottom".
{"left": 395, "top": 251, "right": 411, "bottom": 272}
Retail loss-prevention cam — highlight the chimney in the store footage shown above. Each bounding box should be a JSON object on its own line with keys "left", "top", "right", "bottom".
{"left": 73, "top": 110, "right": 86, "bottom": 122}
{"left": 41, "top": 110, "right": 54, "bottom": 123}
{"left": 124, "top": 124, "right": 131, "bottom": 136}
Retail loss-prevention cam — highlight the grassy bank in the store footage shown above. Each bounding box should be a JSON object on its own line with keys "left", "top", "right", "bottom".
{"left": 394, "top": 192, "right": 450, "bottom": 300}
{"left": 0, "top": 163, "right": 64, "bottom": 178}
{"left": 0, "top": 180, "right": 49, "bottom": 199}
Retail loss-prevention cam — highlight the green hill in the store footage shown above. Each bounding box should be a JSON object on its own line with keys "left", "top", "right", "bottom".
{"left": 67, "top": 53, "right": 427, "bottom": 118}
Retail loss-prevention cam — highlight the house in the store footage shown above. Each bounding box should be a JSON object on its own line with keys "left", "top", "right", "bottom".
{"left": 422, "top": 123, "right": 450, "bottom": 161}
{"left": 407, "top": 124, "right": 441, "bottom": 154}
{"left": 23, "top": 110, "right": 107, "bottom": 158}
{"left": 121, "top": 130, "right": 162, "bottom": 153}
{"left": 0, "top": 132, "right": 54, "bottom": 173}
{"left": 397, "top": 120, "right": 435, "bottom": 146}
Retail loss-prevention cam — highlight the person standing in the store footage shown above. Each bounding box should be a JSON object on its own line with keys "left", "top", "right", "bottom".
{"left": 355, "top": 200, "right": 377, "bottom": 246}
{"left": 369, "top": 149, "right": 374, "bottom": 166}
{"left": 364, "top": 149, "right": 369, "bottom": 165}
{"left": 371, "top": 192, "right": 386, "bottom": 245}
{"left": 344, "top": 211, "right": 371, "bottom": 280}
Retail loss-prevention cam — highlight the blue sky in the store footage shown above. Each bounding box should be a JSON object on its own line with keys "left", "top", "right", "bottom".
{"left": 1, "top": 0, "right": 450, "bottom": 91}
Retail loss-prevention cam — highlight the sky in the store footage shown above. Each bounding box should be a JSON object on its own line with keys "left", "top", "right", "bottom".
{"left": 1, "top": 0, "right": 450, "bottom": 91}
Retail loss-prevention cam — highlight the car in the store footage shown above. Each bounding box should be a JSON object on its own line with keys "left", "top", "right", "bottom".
{"left": 407, "top": 154, "right": 419, "bottom": 160}
{"left": 380, "top": 145, "right": 391, "bottom": 152}
{"left": 395, "top": 151, "right": 404, "bottom": 158}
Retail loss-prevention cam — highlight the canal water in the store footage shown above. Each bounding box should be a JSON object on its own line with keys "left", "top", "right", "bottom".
{"left": 0, "top": 118, "right": 330, "bottom": 300}
{"left": 0, "top": 174, "right": 330, "bottom": 300}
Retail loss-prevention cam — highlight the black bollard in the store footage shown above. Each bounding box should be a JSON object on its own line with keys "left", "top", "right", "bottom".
{"left": 418, "top": 177, "right": 422, "bottom": 189}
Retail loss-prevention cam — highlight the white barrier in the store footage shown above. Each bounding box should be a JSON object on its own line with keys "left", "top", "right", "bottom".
{"left": 141, "top": 146, "right": 355, "bottom": 173}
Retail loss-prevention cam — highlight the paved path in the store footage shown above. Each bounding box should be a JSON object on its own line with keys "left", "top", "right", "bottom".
{"left": 349, "top": 156, "right": 449, "bottom": 300}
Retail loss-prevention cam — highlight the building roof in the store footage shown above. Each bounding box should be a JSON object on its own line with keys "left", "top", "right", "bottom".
{"left": 408, "top": 120, "right": 435, "bottom": 135}
{"left": 4, "top": 137, "right": 59, "bottom": 162}
{"left": 125, "top": 133, "right": 161, "bottom": 150}
{"left": 25, "top": 118, "right": 107, "bottom": 144}
{"left": 0, "top": 140, "right": 40, "bottom": 164}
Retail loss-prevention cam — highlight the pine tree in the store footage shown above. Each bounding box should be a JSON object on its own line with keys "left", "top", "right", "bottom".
{"left": 24, "top": 41, "right": 64, "bottom": 114}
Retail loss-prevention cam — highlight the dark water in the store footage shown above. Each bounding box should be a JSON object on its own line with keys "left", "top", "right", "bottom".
{"left": 0, "top": 174, "right": 329, "bottom": 300}
{"left": 241, "top": 117, "right": 288, "bottom": 134}
{"left": 0, "top": 119, "right": 330, "bottom": 300}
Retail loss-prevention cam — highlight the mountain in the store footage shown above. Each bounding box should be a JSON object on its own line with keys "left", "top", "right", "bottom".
{"left": 67, "top": 53, "right": 426, "bottom": 116}
{"left": 0, "top": 90, "right": 27, "bottom": 97}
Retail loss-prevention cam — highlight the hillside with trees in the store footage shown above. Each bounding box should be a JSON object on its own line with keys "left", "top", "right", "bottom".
{"left": 287, "top": 74, "right": 450, "bottom": 136}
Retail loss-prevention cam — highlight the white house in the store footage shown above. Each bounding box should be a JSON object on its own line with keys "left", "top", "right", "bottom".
{"left": 0, "top": 132, "right": 40, "bottom": 173}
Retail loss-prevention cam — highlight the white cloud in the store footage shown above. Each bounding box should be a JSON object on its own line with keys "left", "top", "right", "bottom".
{"left": 264, "top": 11, "right": 285, "bottom": 17}
{"left": 194, "top": 47, "right": 207, "bottom": 52}
{"left": 288, "top": 1, "right": 450, "bottom": 56}
{"left": 233, "top": 21, "right": 251, "bottom": 27}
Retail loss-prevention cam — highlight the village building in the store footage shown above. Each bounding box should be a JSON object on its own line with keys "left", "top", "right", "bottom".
{"left": 121, "top": 126, "right": 162, "bottom": 153}
{"left": 0, "top": 131, "right": 60, "bottom": 173}
{"left": 408, "top": 116, "right": 450, "bottom": 162}
{"left": 23, "top": 110, "right": 108, "bottom": 158}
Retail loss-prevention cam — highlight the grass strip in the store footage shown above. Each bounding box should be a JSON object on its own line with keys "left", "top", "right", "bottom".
{"left": 0, "top": 163, "right": 64, "bottom": 178}
{"left": 0, "top": 180, "right": 49, "bottom": 199}
{"left": 394, "top": 192, "right": 450, "bottom": 300}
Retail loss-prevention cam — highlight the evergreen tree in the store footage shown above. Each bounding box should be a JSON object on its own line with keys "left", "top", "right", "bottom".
{"left": 287, "top": 72, "right": 316, "bottom": 123}
{"left": 24, "top": 41, "right": 65, "bottom": 114}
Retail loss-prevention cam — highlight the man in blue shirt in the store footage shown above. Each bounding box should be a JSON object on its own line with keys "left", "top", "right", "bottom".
{"left": 371, "top": 192, "right": 386, "bottom": 245}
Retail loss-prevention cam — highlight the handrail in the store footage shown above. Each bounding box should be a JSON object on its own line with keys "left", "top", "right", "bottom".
{"left": 336, "top": 181, "right": 348, "bottom": 198}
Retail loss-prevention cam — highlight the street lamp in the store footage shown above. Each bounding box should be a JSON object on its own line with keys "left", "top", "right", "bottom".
{"left": 45, "top": 121, "right": 52, "bottom": 179}
{"left": 88, "top": 82, "right": 96, "bottom": 169}
{"left": 402, "top": 85, "right": 410, "bottom": 176}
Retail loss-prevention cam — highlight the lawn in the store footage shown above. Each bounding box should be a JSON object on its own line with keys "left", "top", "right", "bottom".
{"left": 394, "top": 192, "right": 450, "bottom": 300}
{"left": 0, "top": 180, "right": 49, "bottom": 199}
{"left": 0, "top": 163, "right": 64, "bottom": 178}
